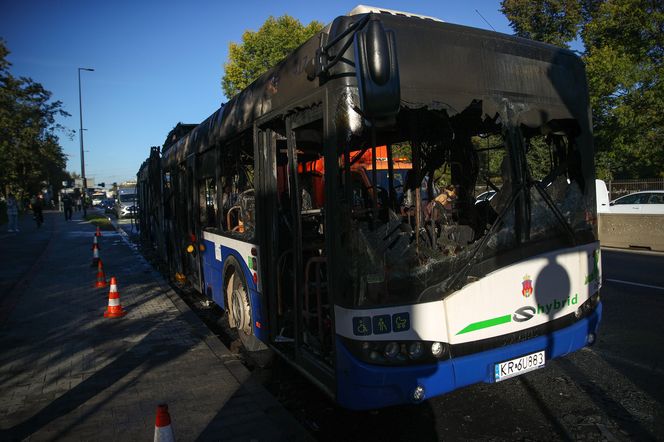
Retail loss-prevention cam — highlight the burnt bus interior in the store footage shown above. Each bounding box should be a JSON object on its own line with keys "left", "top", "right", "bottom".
{"left": 137, "top": 10, "right": 596, "bottom": 397}
{"left": 335, "top": 107, "right": 595, "bottom": 312}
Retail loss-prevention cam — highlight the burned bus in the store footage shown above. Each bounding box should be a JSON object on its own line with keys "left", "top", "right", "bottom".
{"left": 137, "top": 6, "right": 602, "bottom": 410}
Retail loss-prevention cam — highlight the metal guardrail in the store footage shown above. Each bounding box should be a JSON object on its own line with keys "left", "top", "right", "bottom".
{"left": 599, "top": 213, "right": 664, "bottom": 252}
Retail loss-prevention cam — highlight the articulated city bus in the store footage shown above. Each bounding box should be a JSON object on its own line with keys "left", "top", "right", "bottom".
{"left": 137, "top": 6, "right": 602, "bottom": 410}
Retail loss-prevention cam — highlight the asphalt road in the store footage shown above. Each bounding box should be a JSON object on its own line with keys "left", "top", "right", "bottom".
{"left": 595, "top": 249, "right": 664, "bottom": 406}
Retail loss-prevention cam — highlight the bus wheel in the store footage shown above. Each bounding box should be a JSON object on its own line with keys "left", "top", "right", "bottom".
{"left": 225, "top": 264, "right": 267, "bottom": 352}
{"left": 229, "top": 272, "right": 251, "bottom": 338}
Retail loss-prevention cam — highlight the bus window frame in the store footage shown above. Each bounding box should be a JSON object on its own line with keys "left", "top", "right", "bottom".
{"left": 218, "top": 131, "right": 256, "bottom": 240}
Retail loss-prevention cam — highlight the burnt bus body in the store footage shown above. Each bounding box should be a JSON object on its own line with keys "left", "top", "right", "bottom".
{"left": 137, "top": 9, "right": 601, "bottom": 410}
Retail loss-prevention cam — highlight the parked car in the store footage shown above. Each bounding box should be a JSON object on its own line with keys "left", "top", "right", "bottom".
{"left": 608, "top": 190, "right": 664, "bottom": 214}
{"left": 119, "top": 204, "right": 138, "bottom": 218}
{"left": 115, "top": 189, "right": 138, "bottom": 219}
{"left": 100, "top": 198, "right": 115, "bottom": 213}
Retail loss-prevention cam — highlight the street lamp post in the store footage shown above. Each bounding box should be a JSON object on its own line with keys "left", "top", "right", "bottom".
{"left": 78, "top": 67, "right": 94, "bottom": 217}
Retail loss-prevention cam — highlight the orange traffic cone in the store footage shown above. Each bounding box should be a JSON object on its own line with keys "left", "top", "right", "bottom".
{"left": 94, "top": 259, "right": 107, "bottom": 288}
{"left": 92, "top": 234, "right": 100, "bottom": 250}
{"left": 103, "top": 277, "right": 127, "bottom": 318}
{"left": 95, "top": 226, "right": 102, "bottom": 237}
{"left": 91, "top": 243, "right": 100, "bottom": 268}
{"left": 153, "top": 404, "right": 175, "bottom": 442}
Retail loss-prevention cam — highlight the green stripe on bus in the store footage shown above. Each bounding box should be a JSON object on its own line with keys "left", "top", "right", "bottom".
{"left": 456, "top": 314, "right": 512, "bottom": 335}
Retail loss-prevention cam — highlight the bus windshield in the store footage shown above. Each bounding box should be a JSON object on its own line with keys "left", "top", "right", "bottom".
{"left": 337, "top": 110, "right": 596, "bottom": 308}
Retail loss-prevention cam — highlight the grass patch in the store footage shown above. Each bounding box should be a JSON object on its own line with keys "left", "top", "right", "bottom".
{"left": 84, "top": 214, "right": 115, "bottom": 230}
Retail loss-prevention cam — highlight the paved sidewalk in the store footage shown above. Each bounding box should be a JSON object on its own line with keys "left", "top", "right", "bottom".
{"left": 0, "top": 211, "right": 311, "bottom": 441}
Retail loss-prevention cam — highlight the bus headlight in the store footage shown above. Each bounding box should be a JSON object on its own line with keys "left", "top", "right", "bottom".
{"left": 369, "top": 350, "right": 382, "bottom": 362}
{"left": 341, "top": 338, "right": 450, "bottom": 366}
{"left": 431, "top": 342, "right": 444, "bottom": 358}
{"left": 575, "top": 292, "right": 600, "bottom": 320}
{"left": 408, "top": 342, "right": 424, "bottom": 359}
{"left": 384, "top": 342, "right": 400, "bottom": 359}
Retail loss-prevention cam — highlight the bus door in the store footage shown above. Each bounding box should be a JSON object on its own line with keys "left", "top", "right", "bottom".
{"left": 287, "top": 111, "right": 334, "bottom": 374}
{"left": 183, "top": 154, "right": 203, "bottom": 292}
{"left": 258, "top": 108, "right": 333, "bottom": 385}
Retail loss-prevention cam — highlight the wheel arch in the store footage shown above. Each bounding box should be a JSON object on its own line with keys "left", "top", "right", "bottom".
{"left": 222, "top": 250, "right": 267, "bottom": 352}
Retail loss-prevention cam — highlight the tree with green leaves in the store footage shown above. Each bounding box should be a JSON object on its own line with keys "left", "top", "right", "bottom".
{"left": 501, "top": 0, "right": 664, "bottom": 179}
{"left": 221, "top": 15, "right": 323, "bottom": 98}
{"left": 0, "top": 39, "right": 70, "bottom": 199}
{"left": 501, "top": 0, "right": 582, "bottom": 48}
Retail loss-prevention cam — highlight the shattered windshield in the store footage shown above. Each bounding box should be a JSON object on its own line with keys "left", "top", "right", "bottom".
{"left": 337, "top": 106, "right": 596, "bottom": 308}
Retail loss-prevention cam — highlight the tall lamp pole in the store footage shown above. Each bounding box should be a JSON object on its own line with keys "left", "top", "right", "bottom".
{"left": 78, "top": 67, "right": 94, "bottom": 217}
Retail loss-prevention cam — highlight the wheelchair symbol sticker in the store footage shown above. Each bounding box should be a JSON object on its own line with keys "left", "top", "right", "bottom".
{"left": 352, "top": 312, "right": 410, "bottom": 336}
{"left": 353, "top": 317, "right": 372, "bottom": 336}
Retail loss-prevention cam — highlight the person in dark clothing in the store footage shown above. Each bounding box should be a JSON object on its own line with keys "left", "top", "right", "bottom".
{"left": 62, "top": 194, "right": 73, "bottom": 220}
{"left": 31, "top": 194, "right": 44, "bottom": 227}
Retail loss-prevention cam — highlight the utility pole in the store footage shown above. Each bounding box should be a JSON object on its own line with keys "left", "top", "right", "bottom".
{"left": 78, "top": 67, "right": 94, "bottom": 217}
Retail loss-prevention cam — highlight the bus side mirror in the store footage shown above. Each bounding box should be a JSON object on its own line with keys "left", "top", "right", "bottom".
{"left": 354, "top": 16, "right": 400, "bottom": 122}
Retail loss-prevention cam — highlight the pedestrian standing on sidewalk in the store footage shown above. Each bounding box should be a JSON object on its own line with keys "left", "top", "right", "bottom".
{"left": 31, "top": 193, "right": 44, "bottom": 228}
{"left": 6, "top": 193, "right": 19, "bottom": 232}
{"left": 62, "top": 194, "right": 73, "bottom": 220}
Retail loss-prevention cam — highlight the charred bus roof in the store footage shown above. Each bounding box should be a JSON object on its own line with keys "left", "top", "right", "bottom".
{"left": 161, "top": 8, "right": 590, "bottom": 167}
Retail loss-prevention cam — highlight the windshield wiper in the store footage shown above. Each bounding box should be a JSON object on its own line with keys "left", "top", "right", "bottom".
{"left": 444, "top": 185, "right": 522, "bottom": 293}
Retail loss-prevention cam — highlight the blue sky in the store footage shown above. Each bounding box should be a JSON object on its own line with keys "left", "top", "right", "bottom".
{"left": 2, "top": 1, "right": 513, "bottom": 186}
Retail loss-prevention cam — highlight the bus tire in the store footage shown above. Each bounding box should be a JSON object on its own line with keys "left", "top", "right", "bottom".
{"left": 224, "top": 258, "right": 267, "bottom": 352}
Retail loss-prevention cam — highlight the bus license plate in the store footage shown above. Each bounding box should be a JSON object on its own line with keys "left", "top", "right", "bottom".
{"left": 494, "top": 350, "right": 545, "bottom": 382}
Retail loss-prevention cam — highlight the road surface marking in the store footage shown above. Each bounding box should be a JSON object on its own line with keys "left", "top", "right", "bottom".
{"left": 605, "top": 278, "right": 664, "bottom": 290}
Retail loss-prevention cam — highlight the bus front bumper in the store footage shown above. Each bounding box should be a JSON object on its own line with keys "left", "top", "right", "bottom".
{"left": 335, "top": 301, "right": 602, "bottom": 410}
